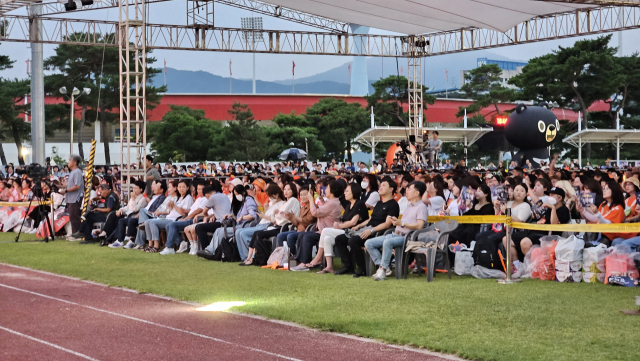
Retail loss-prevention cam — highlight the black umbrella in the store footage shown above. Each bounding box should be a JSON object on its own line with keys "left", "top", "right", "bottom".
{"left": 279, "top": 148, "right": 308, "bottom": 160}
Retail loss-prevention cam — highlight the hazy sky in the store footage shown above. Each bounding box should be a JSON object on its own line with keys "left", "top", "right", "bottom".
{"left": 1, "top": 1, "right": 639, "bottom": 82}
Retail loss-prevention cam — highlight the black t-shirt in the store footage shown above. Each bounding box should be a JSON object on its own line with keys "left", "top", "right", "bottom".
{"left": 341, "top": 200, "right": 369, "bottom": 224}
{"left": 465, "top": 203, "right": 494, "bottom": 216}
{"left": 544, "top": 204, "right": 570, "bottom": 236}
{"left": 369, "top": 198, "right": 400, "bottom": 228}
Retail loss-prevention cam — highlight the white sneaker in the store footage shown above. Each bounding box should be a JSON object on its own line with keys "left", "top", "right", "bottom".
{"left": 373, "top": 268, "right": 387, "bottom": 281}
{"left": 176, "top": 241, "right": 189, "bottom": 253}
{"left": 123, "top": 240, "right": 136, "bottom": 249}
{"left": 189, "top": 241, "right": 198, "bottom": 255}
{"left": 386, "top": 268, "right": 393, "bottom": 277}
{"left": 123, "top": 236, "right": 131, "bottom": 243}
{"left": 108, "top": 240, "right": 123, "bottom": 248}
{"left": 159, "top": 247, "right": 175, "bottom": 255}
{"left": 132, "top": 244, "right": 143, "bottom": 250}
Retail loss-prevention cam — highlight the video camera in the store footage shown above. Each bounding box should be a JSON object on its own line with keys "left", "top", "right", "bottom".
{"left": 16, "top": 163, "right": 49, "bottom": 180}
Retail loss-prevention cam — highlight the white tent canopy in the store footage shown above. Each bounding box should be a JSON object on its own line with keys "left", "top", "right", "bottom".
{"left": 354, "top": 125, "right": 493, "bottom": 162}
{"left": 563, "top": 129, "right": 640, "bottom": 166}
{"left": 263, "top": 0, "right": 593, "bottom": 34}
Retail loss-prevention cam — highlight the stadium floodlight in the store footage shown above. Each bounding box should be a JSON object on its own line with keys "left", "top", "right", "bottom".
{"left": 241, "top": 17, "right": 263, "bottom": 95}
{"left": 72, "top": 87, "right": 81, "bottom": 95}
{"left": 59, "top": 86, "right": 67, "bottom": 94}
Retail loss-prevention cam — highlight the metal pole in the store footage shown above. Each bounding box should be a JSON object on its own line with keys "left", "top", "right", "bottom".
{"left": 498, "top": 208, "right": 521, "bottom": 284}
{"left": 252, "top": 52, "right": 256, "bottom": 94}
{"left": 578, "top": 111, "right": 582, "bottom": 168}
{"left": 30, "top": 3, "right": 45, "bottom": 165}
{"left": 70, "top": 93, "right": 75, "bottom": 156}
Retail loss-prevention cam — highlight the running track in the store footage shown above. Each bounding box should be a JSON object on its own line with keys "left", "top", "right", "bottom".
{"left": 0, "top": 263, "right": 459, "bottom": 361}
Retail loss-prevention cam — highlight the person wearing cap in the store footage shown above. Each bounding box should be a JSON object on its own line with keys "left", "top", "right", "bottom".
{"left": 505, "top": 187, "right": 571, "bottom": 269}
{"left": 251, "top": 178, "right": 269, "bottom": 207}
{"left": 484, "top": 173, "right": 499, "bottom": 187}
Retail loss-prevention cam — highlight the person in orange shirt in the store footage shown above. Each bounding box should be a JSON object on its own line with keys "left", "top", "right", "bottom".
{"left": 578, "top": 180, "right": 636, "bottom": 246}
{"left": 251, "top": 178, "right": 269, "bottom": 208}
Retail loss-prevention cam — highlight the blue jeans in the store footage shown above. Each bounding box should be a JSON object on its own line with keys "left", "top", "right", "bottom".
{"left": 364, "top": 234, "right": 405, "bottom": 270}
{"left": 235, "top": 224, "right": 268, "bottom": 260}
{"left": 165, "top": 219, "right": 194, "bottom": 248}
{"left": 147, "top": 218, "right": 173, "bottom": 241}
{"left": 277, "top": 231, "right": 299, "bottom": 253}
{"left": 612, "top": 236, "right": 640, "bottom": 252}
{"left": 205, "top": 227, "right": 235, "bottom": 253}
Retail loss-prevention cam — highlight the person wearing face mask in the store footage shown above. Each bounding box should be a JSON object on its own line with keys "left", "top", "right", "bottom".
{"left": 245, "top": 183, "right": 301, "bottom": 266}
{"left": 197, "top": 184, "right": 257, "bottom": 260}
{"left": 361, "top": 174, "right": 380, "bottom": 209}
{"left": 505, "top": 187, "right": 571, "bottom": 270}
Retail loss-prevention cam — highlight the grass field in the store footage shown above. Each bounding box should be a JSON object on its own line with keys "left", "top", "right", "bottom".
{"left": 0, "top": 233, "right": 638, "bottom": 361}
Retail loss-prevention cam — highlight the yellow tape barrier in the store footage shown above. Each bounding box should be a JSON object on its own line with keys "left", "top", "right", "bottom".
{"left": 0, "top": 201, "right": 52, "bottom": 207}
{"left": 427, "top": 215, "right": 640, "bottom": 233}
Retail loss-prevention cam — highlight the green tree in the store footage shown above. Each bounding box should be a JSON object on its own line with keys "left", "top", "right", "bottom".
{"left": 45, "top": 33, "right": 166, "bottom": 164}
{"left": 208, "top": 102, "right": 279, "bottom": 161}
{"left": 455, "top": 63, "right": 516, "bottom": 119}
{"left": 148, "top": 105, "right": 222, "bottom": 162}
{"left": 364, "top": 75, "right": 436, "bottom": 127}
{"left": 0, "top": 78, "right": 30, "bottom": 165}
{"left": 263, "top": 125, "right": 325, "bottom": 161}
{"left": 277, "top": 98, "right": 369, "bottom": 161}
{"left": 509, "top": 35, "right": 621, "bottom": 158}
{"left": 0, "top": 49, "right": 16, "bottom": 164}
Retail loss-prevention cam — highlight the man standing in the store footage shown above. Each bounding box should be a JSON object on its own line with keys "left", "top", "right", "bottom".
{"left": 61, "top": 154, "right": 84, "bottom": 239}
{"left": 424, "top": 131, "right": 442, "bottom": 167}
{"left": 145, "top": 155, "right": 161, "bottom": 198}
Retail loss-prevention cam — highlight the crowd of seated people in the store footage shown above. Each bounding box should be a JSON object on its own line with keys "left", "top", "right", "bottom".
{"left": 3, "top": 154, "right": 640, "bottom": 280}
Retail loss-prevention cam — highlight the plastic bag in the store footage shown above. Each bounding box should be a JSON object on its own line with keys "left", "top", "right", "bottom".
{"left": 266, "top": 246, "right": 289, "bottom": 267}
{"left": 582, "top": 244, "right": 607, "bottom": 274}
{"left": 471, "top": 265, "right": 506, "bottom": 279}
{"left": 555, "top": 235, "right": 585, "bottom": 262}
{"left": 605, "top": 245, "right": 640, "bottom": 284}
{"left": 531, "top": 238, "right": 558, "bottom": 281}
{"left": 514, "top": 245, "right": 538, "bottom": 279}
{"left": 454, "top": 251, "right": 474, "bottom": 275}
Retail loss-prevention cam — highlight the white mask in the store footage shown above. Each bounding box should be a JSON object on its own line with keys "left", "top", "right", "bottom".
{"left": 361, "top": 181, "right": 369, "bottom": 189}
{"left": 548, "top": 197, "right": 557, "bottom": 206}
{"left": 235, "top": 194, "right": 244, "bottom": 202}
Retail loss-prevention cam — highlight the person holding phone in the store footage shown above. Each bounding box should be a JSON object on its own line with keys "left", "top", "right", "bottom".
{"left": 235, "top": 184, "right": 285, "bottom": 263}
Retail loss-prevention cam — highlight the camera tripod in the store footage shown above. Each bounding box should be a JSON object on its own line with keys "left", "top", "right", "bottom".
{"left": 14, "top": 182, "right": 55, "bottom": 243}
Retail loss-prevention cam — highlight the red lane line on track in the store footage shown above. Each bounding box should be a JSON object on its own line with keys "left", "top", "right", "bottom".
{"left": 0, "top": 263, "right": 461, "bottom": 361}
{"left": 0, "top": 326, "right": 100, "bottom": 361}
{"left": 0, "top": 283, "right": 304, "bottom": 361}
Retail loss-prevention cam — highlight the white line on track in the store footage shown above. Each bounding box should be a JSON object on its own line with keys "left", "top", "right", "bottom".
{"left": 0, "top": 283, "right": 304, "bottom": 361}
{"left": 0, "top": 325, "right": 101, "bottom": 361}
{"left": 0, "top": 262, "right": 465, "bottom": 361}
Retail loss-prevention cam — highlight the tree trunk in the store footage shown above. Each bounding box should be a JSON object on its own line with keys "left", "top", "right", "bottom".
{"left": 12, "top": 126, "right": 24, "bottom": 165}
{"left": 346, "top": 138, "right": 352, "bottom": 163}
{"left": 100, "top": 103, "right": 111, "bottom": 165}
{"left": 77, "top": 105, "right": 86, "bottom": 159}
{"left": 0, "top": 142, "right": 7, "bottom": 165}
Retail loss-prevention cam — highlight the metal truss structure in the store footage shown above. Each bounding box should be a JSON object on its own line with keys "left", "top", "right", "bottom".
{"left": 33, "top": 0, "right": 170, "bottom": 16}
{"left": 405, "top": 35, "right": 425, "bottom": 149}
{"left": 118, "top": 0, "right": 147, "bottom": 197}
{"left": 1, "top": 6, "right": 638, "bottom": 56}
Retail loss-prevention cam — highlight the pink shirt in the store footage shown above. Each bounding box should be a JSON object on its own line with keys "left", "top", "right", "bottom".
{"left": 309, "top": 198, "right": 342, "bottom": 233}
{"left": 396, "top": 200, "right": 428, "bottom": 235}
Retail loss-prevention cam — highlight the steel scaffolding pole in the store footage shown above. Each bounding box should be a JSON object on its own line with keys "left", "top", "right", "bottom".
{"left": 29, "top": 3, "right": 45, "bottom": 165}
{"left": 407, "top": 35, "right": 424, "bottom": 148}
{"left": 118, "top": 0, "right": 147, "bottom": 199}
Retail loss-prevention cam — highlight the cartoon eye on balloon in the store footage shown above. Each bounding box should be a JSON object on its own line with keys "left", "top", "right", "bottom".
{"left": 538, "top": 120, "right": 545, "bottom": 132}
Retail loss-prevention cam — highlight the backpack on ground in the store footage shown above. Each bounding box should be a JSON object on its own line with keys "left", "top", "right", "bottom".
{"left": 213, "top": 219, "right": 241, "bottom": 262}
{"left": 472, "top": 239, "right": 503, "bottom": 270}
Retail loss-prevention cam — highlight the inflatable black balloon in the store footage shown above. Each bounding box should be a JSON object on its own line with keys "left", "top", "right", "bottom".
{"left": 505, "top": 102, "right": 559, "bottom": 168}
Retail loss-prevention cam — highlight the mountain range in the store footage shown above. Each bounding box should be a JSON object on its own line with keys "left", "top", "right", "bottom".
{"left": 152, "top": 50, "right": 524, "bottom": 94}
